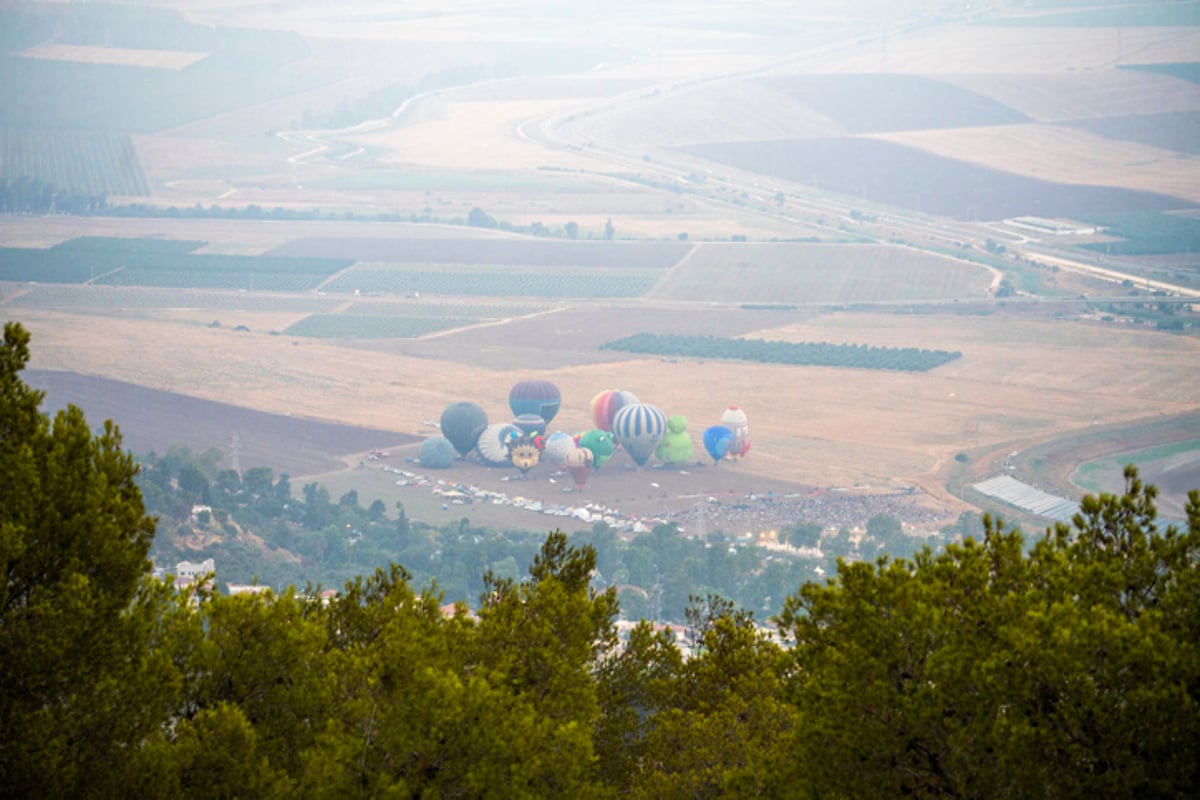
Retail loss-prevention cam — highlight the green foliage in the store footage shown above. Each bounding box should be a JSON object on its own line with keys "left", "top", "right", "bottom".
{"left": 602, "top": 332, "right": 962, "bottom": 371}
{"left": 1079, "top": 210, "right": 1200, "bottom": 255}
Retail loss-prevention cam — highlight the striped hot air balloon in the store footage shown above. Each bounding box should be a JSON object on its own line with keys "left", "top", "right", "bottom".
{"left": 612, "top": 402, "right": 667, "bottom": 467}
{"left": 590, "top": 389, "right": 639, "bottom": 432}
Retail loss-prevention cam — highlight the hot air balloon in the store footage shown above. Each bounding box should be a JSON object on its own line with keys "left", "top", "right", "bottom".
{"left": 576, "top": 429, "right": 615, "bottom": 469}
{"left": 440, "top": 402, "right": 488, "bottom": 457}
{"left": 418, "top": 436, "right": 457, "bottom": 469}
{"left": 590, "top": 389, "right": 639, "bottom": 432}
{"left": 703, "top": 425, "right": 734, "bottom": 464}
{"left": 564, "top": 446, "right": 593, "bottom": 490}
{"left": 512, "top": 413, "right": 547, "bottom": 437}
{"left": 476, "top": 423, "right": 519, "bottom": 467}
{"left": 542, "top": 431, "right": 576, "bottom": 465}
{"left": 613, "top": 403, "right": 667, "bottom": 468}
{"left": 655, "top": 414, "right": 695, "bottom": 465}
{"left": 509, "top": 379, "right": 562, "bottom": 424}
{"left": 506, "top": 432, "right": 541, "bottom": 475}
{"left": 720, "top": 406, "right": 751, "bottom": 459}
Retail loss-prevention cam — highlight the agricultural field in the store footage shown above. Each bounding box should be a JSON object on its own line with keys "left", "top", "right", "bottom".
{"left": 284, "top": 314, "right": 479, "bottom": 339}
{"left": 682, "top": 137, "right": 1191, "bottom": 221}
{"left": 323, "top": 264, "right": 659, "bottom": 298}
{"left": 18, "top": 43, "right": 207, "bottom": 70}
{"left": 1, "top": 128, "right": 150, "bottom": 196}
{"left": 760, "top": 74, "right": 1030, "bottom": 134}
{"left": 873, "top": 124, "right": 1200, "bottom": 203}
{"left": 267, "top": 237, "right": 691, "bottom": 268}
{"left": 1064, "top": 110, "right": 1200, "bottom": 156}
{"left": 649, "top": 243, "right": 995, "bottom": 304}
{"left": 0, "top": 237, "right": 353, "bottom": 290}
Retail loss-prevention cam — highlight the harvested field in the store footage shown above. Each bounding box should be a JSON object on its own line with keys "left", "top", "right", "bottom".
{"left": 649, "top": 243, "right": 994, "bottom": 303}
{"left": 761, "top": 74, "right": 1029, "bottom": 133}
{"left": 682, "top": 137, "right": 1192, "bottom": 220}
{"left": 323, "top": 264, "right": 659, "bottom": 298}
{"left": 940, "top": 71, "right": 1200, "bottom": 123}
{"left": 874, "top": 124, "right": 1200, "bottom": 202}
{"left": 19, "top": 44, "right": 208, "bottom": 70}
{"left": 267, "top": 237, "right": 691, "bottom": 268}
{"left": 1064, "top": 110, "right": 1200, "bottom": 155}
{"left": 806, "top": 24, "right": 1200, "bottom": 74}
{"left": 25, "top": 370, "right": 416, "bottom": 476}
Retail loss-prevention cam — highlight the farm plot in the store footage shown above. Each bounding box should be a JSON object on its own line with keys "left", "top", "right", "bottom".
{"left": 682, "top": 137, "right": 1192, "bottom": 221}
{"left": 284, "top": 314, "right": 477, "bottom": 339}
{"left": 344, "top": 301, "right": 549, "bottom": 318}
{"left": 649, "top": 243, "right": 993, "bottom": 304}
{"left": 942, "top": 70, "right": 1200, "bottom": 124}
{"left": 1063, "top": 110, "right": 1200, "bottom": 156}
{"left": 1, "top": 127, "right": 150, "bottom": 196}
{"left": 0, "top": 236, "right": 352, "bottom": 289}
{"left": 2, "top": 284, "right": 344, "bottom": 313}
{"left": 873, "top": 124, "right": 1200, "bottom": 203}
{"left": 760, "top": 74, "right": 1029, "bottom": 133}
{"left": 267, "top": 237, "right": 691, "bottom": 268}
{"left": 1076, "top": 211, "right": 1200, "bottom": 256}
{"left": 324, "top": 264, "right": 658, "bottom": 298}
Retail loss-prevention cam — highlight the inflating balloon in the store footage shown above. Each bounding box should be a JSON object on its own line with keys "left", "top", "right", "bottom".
{"left": 506, "top": 433, "right": 541, "bottom": 475}
{"left": 476, "top": 423, "right": 519, "bottom": 467}
{"left": 418, "top": 436, "right": 457, "bottom": 469}
{"left": 655, "top": 414, "right": 695, "bottom": 465}
{"left": 720, "top": 406, "right": 751, "bottom": 459}
{"left": 613, "top": 403, "right": 668, "bottom": 467}
{"left": 590, "top": 389, "right": 639, "bottom": 432}
{"left": 509, "top": 380, "right": 562, "bottom": 424}
{"left": 512, "top": 413, "right": 547, "bottom": 437}
{"left": 542, "top": 431, "right": 576, "bottom": 465}
{"left": 576, "top": 429, "right": 615, "bottom": 469}
{"left": 703, "top": 425, "right": 735, "bottom": 464}
{"left": 440, "top": 401, "right": 488, "bottom": 457}
{"left": 564, "top": 446, "right": 593, "bottom": 490}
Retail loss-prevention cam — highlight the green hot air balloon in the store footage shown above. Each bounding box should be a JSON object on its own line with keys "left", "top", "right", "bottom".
{"left": 655, "top": 414, "right": 695, "bottom": 465}
{"left": 439, "top": 401, "right": 488, "bottom": 457}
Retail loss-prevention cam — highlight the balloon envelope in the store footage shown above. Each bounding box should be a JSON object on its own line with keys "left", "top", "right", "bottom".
{"left": 656, "top": 414, "right": 695, "bottom": 464}
{"left": 509, "top": 380, "right": 561, "bottom": 424}
{"left": 591, "top": 389, "right": 639, "bottom": 432}
{"left": 507, "top": 433, "right": 541, "bottom": 474}
{"left": 703, "top": 425, "right": 734, "bottom": 463}
{"left": 577, "top": 429, "right": 615, "bottom": 469}
{"left": 542, "top": 431, "right": 576, "bottom": 465}
{"left": 419, "top": 436, "right": 457, "bottom": 469}
{"left": 476, "top": 423, "right": 519, "bottom": 467}
{"left": 613, "top": 403, "right": 668, "bottom": 467}
{"left": 512, "top": 413, "right": 547, "bottom": 436}
{"left": 440, "top": 401, "right": 488, "bottom": 457}
{"left": 720, "top": 406, "right": 750, "bottom": 458}
{"left": 564, "top": 446, "right": 593, "bottom": 489}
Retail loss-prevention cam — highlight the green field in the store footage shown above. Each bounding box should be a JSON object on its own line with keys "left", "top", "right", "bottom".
{"left": 0, "top": 236, "right": 352, "bottom": 289}
{"left": 1, "top": 128, "right": 149, "bottom": 196}
{"left": 601, "top": 332, "right": 962, "bottom": 371}
{"left": 3, "top": 284, "right": 341, "bottom": 312}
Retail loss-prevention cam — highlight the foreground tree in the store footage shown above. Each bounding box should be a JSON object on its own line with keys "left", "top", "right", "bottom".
{"left": 775, "top": 468, "right": 1200, "bottom": 798}
{"left": 0, "top": 322, "right": 178, "bottom": 796}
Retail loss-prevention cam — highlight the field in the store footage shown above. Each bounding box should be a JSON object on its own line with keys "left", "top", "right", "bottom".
{"left": 685, "top": 137, "right": 1190, "bottom": 221}
{"left": 19, "top": 43, "right": 208, "bottom": 70}
{"left": 1, "top": 128, "right": 150, "bottom": 196}
{"left": 649, "top": 243, "right": 994, "bottom": 303}
{"left": 2, "top": 1, "right": 1199, "bottom": 538}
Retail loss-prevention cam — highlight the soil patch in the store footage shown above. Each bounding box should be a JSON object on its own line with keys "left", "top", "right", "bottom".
{"left": 26, "top": 370, "right": 416, "bottom": 475}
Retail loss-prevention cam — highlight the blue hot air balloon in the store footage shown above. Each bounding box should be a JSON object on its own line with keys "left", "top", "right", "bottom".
{"left": 512, "top": 413, "right": 547, "bottom": 437}
{"left": 509, "top": 380, "right": 562, "bottom": 424}
{"left": 612, "top": 402, "right": 667, "bottom": 467}
{"left": 703, "top": 425, "right": 734, "bottom": 464}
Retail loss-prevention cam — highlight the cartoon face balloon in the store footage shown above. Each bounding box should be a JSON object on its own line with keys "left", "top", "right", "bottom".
{"left": 508, "top": 434, "right": 541, "bottom": 474}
